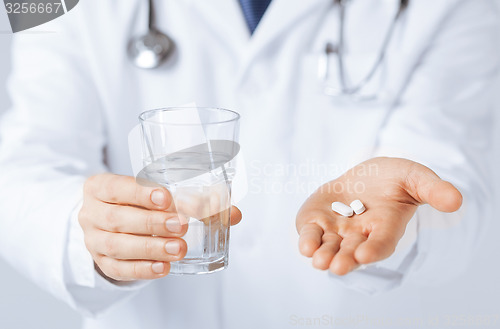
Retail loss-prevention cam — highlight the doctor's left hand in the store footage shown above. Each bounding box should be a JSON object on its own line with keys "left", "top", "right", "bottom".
{"left": 78, "top": 173, "right": 242, "bottom": 282}
{"left": 296, "top": 157, "right": 462, "bottom": 276}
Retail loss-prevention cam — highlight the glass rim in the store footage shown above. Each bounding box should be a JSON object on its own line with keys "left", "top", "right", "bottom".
{"left": 139, "top": 107, "right": 240, "bottom": 126}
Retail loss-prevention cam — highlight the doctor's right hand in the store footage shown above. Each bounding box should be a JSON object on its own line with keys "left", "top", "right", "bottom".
{"left": 78, "top": 173, "right": 242, "bottom": 281}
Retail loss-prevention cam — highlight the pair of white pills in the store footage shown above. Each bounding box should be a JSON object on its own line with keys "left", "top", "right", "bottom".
{"left": 331, "top": 200, "right": 366, "bottom": 217}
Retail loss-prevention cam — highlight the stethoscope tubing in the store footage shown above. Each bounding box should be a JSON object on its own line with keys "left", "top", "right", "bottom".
{"left": 324, "top": 0, "right": 409, "bottom": 98}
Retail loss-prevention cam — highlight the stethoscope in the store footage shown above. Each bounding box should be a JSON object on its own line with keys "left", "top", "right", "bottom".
{"left": 320, "top": 0, "right": 409, "bottom": 100}
{"left": 127, "top": 0, "right": 409, "bottom": 101}
{"left": 127, "top": 0, "right": 175, "bottom": 69}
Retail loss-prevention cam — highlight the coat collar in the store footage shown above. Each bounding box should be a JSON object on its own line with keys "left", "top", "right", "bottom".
{"left": 189, "top": 0, "right": 330, "bottom": 75}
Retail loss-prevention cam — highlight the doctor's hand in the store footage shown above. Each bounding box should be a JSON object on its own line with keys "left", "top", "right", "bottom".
{"left": 296, "top": 157, "right": 462, "bottom": 276}
{"left": 78, "top": 173, "right": 242, "bottom": 282}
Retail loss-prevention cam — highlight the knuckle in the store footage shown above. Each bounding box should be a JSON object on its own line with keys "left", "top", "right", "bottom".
{"left": 104, "top": 206, "right": 120, "bottom": 231}
{"left": 132, "top": 262, "right": 140, "bottom": 279}
{"left": 104, "top": 236, "right": 118, "bottom": 258}
{"left": 109, "top": 261, "right": 123, "bottom": 279}
{"left": 144, "top": 212, "right": 160, "bottom": 234}
{"left": 143, "top": 238, "right": 155, "bottom": 258}
{"left": 104, "top": 179, "right": 118, "bottom": 203}
{"left": 93, "top": 254, "right": 104, "bottom": 265}
{"left": 134, "top": 184, "right": 143, "bottom": 205}
{"left": 83, "top": 175, "right": 98, "bottom": 195}
{"left": 144, "top": 213, "right": 154, "bottom": 234}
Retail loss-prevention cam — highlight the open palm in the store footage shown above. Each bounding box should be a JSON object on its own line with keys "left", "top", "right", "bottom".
{"left": 296, "top": 157, "right": 463, "bottom": 275}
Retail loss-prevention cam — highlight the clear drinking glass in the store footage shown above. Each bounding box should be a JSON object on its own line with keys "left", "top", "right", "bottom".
{"left": 138, "top": 107, "right": 240, "bottom": 275}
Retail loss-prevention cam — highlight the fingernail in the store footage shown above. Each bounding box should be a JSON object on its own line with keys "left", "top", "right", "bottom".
{"left": 165, "top": 241, "right": 180, "bottom": 255}
{"left": 166, "top": 218, "right": 182, "bottom": 233}
{"left": 151, "top": 190, "right": 165, "bottom": 206}
{"left": 152, "top": 262, "right": 164, "bottom": 274}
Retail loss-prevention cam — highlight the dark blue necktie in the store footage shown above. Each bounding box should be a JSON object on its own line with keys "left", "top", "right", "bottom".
{"left": 239, "top": 0, "right": 272, "bottom": 34}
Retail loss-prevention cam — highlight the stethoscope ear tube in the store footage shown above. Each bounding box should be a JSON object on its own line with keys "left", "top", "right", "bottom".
{"left": 322, "top": 0, "right": 409, "bottom": 98}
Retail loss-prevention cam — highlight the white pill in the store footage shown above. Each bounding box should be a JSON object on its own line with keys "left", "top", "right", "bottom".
{"left": 331, "top": 202, "right": 354, "bottom": 217}
{"left": 350, "top": 200, "right": 366, "bottom": 215}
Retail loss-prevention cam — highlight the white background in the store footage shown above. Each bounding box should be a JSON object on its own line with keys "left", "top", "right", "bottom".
{"left": 0, "top": 3, "right": 500, "bottom": 329}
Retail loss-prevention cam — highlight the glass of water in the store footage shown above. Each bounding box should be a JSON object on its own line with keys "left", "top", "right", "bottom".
{"left": 138, "top": 107, "right": 240, "bottom": 275}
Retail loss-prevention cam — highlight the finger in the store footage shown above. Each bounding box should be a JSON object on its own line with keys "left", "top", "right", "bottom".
{"left": 174, "top": 182, "right": 230, "bottom": 219}
{"left": 86, "top": 173, "right": 173, "bottom": 210}
{"left": 405, "top": 164, "right": 463, "bottom": 213}
{"left": 298, "top": 223, "right": 324, "bottom": 257}
{"left": 311, "top": 232, "right": 342, "bottom": 270}
{"left": 296, "top": 206, "right": 338, "bottom": 235}
{"left": 329, "top": 234, "right": 367, "bottom": 275}
{"left": 230, "top": 206, "right": 242, "bottom": 226}
{"left": 354, "top": 225, "right": 401, "bottom": 264}
{"left": 92, "top": 202, "right": 187, "bottom": 237}
{"left": 199, "top": 206, "right": 242, "bottom": 226}
{"left": 96, "top": 256, "right": 171, "bottom": 281}
{"left": 89, "top": 231, "right": 187, "bottom": 262}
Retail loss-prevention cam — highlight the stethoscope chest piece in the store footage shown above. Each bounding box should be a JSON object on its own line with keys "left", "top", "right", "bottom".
{"left": 128, "top": 0, "right": 175, "bottom": 69}
{"left": 127, "top": 30, "right": 175, "bottom": 69}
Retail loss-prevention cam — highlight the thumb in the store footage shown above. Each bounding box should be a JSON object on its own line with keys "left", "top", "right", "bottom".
{"left": 405, "top": 164, "right": 463, "bottom": 213}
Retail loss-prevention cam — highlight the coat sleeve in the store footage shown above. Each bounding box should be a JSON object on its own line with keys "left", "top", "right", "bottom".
{"left": 329, "top": 0, "right": 500, "bottom": 293}
{"left": 376, "top": 0, "right": 500, "bottom": 284}
{"left": 0, "top": 13, "right": 147, "bottom": 316}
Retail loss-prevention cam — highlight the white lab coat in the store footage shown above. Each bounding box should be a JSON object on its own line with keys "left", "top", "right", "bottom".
{"left": 0, "top": 0, "right": 498, "bottom": 328}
